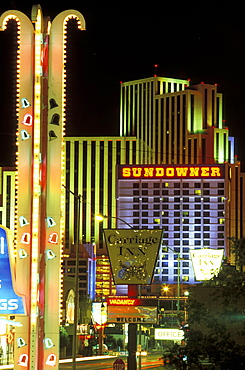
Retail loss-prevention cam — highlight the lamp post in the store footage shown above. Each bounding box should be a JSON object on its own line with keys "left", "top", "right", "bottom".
{"left": 163, "top": 245, "right": 182, "bottom": 313}
{"left": 63, "top": 186, "right": 82, "bottom": 370}
{"left": 96, "top": 214, "right": 138, "bottom": 370}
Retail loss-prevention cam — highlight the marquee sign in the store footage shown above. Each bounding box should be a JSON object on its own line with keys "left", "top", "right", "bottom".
{"left": 0, "top": 225, "right": 25, "bottom": 315}
{"left": 107, "top": 298, "right": 158, "bottom": 324}
{"left": 118, "top": 164, "right": 224, "bottom": 179}
{"left": 190, "top": 248, "right": 224, "bottom": 281}
{"left": 103, "top": 229, "right": 163, "bottom": 285}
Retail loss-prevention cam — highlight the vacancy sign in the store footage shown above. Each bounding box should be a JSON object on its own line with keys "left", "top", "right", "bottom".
{"left": 190, "top": 248, "right": 224, "bottom": 281}
{"left": 103, "top": 229, "right": 163, "bottom": 285}
{"left": 107, "top": 297, "right": 158, "bottom": 324}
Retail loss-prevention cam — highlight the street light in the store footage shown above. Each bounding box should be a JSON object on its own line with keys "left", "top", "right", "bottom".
{"left": 95, "top": 214, "right": 134, "bottom": 229}
{"left": 162, "top": 245, "right": 183, "bottom": 313}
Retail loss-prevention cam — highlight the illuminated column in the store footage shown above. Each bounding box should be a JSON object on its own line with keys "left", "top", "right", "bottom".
{"left": 0, "top": 5, "right": 85, "bottom": 370}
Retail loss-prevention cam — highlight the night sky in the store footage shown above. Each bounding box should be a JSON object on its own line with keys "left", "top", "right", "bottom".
{"left": 0, "top": 1, "right": 245, "bottom": 167}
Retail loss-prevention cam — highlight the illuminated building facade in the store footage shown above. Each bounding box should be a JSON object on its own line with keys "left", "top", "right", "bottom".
{"left": 63, "top": 243, "right": 96, "bottom": 300}
{"left": 117, "top": 76, "right": 245, "bottom": 288}
{"left": 120, "top": 77, "right": 235, "bottom": 165}
{"left": 117, "top": 164, "right": 245, "bottom": 285}
{"left": 64, "top": 136, "right": 150, "bottom": 253}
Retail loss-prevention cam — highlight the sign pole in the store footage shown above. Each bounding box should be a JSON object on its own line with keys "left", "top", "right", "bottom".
{"left": 127, "top": 285, "right": 138, "bottom": 370}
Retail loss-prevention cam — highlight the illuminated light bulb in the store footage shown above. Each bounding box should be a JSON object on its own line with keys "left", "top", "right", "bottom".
{"left": 22, "top": 114, "right": 33, "bottom": 126}
{"left": 19, "top": 216, "right": 29, "bottom": 227}
{"left": 17, "top": 354, "right": 28, "bottom": 367}
{"left": 17, "top": 337, "right": 27, "bottom": 348}
{"left": 44, "top": 338, "right": 54, "bottom": 349}
{"left": 46, "top": 217, "right": 56, "bottom": 228}
{"left": 20, "top": 130, "right": 31, "bottom": 141}
{"left": 21, "top": 98, "right": 31, "bottom": 109}
{"left": 20, "top": 232, "right": 30, "bottom": 244}
{"left": 45, "top": 354, "right": 56, "bottom": 366}
{"left": 48, "top": 232, "right": 58, "bottom": 244}
{"left": 18, "top": 249, "right": 28, "bottom": 259}
{"left": 46, "top": 249, "right": 56, "bottom": 260}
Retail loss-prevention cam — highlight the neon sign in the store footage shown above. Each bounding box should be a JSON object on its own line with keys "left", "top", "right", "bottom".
{"left": 0, "top": 226, "right": 25, "bottom": 314}
{"left": 119, "top": 165, "right": 223, "bottom": 179}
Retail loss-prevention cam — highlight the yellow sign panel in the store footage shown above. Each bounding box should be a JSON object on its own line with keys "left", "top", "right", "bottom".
{"left": 190, "top": 248, "right": 224, "bottom": 280}
{"left": 104, "top": 229, "right": 163, "bottom": 285}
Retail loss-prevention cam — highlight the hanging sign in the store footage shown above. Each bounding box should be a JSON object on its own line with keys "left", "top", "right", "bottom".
{"left": 190, "top": 248, "right": 224, "bottom": 281}
{"left": 0, "top": 225, "right": 25, "bottom": 314}
{"left": 103, "top": 229, "right": 163, "bottom": 285}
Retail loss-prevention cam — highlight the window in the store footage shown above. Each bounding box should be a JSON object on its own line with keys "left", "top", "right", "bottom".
{"left": 142, "top": 212, "right": 148, "bottom": 217}
{"left": 153, "top": 183, "right": 160, "bottom": 188}
{"left": 142, "top": 197, "right": 148, "bottom": 202}
{"left": 142, "top": 183, "right": 148, "bottom": 188}
{"left": 195, "top": 190, "right": 201, "bottom": 195}
{"left": 203, "top": 183, "right": 210, "bottom": 188}
{"left": 195, "top": 226, "right": 201, "bottom": 231}
{"left": 142, "top": 219, "right": 148, "bottom": 224}
{"left": 195, "top": 240, "right": 201, "bottom": 245}
{"left": 133, "top": 197, "right": 140, "bottom": 203}
{"left": 194, "top": 233, "right": 201, "bottom": 238}
{"left": 142, "top": 190, "right": 148, "bottom": 195}
{"left": 133, "top": 219, "right": 139, "bottom": 224}
{"left": 218, "top": 183, "right": 224, "bottom": 188}
{"left": 183, "top": 183, "right": 189, "bottom": 188}
{"left": 133, "top": 190, "right": 140, "bottom": 195}
{"left": 163, "top": 183, "right": 169, "bottom": 188}
{"left": 195, "top": 212, "right": 201, "bottom": 217}
{"left": 174, "top": 183, "right": 180, "bottom": 188}
{"left": 133, "top": 183, "right": 139, "bottom": 188}
{"left": 183, "top": 190, "right": 189, "bottom": 195}
{"left": 162, "top": 189, "right": 168, "bottom": 195}
{"left": 174, "top": 190, "right": 180, "bottom": 195}
{"left": 133, "top": 212, "right": 139, "bottom": 217}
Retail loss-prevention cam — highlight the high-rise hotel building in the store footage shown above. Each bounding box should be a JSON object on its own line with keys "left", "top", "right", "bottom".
{"left": 64, "top": 76, "right": 245, "bottom": 292}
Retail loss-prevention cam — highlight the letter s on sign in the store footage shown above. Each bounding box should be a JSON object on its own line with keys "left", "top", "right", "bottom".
{"left": 122, "top": 168, "right": 131, "bottom": 177}
{"left": 8, "top": 299, "right": 18, "bottom": 310}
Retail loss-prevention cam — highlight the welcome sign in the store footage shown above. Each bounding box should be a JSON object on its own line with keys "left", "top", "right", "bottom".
{"left": 0, "top": 225, "right": 25, "bottom": 314}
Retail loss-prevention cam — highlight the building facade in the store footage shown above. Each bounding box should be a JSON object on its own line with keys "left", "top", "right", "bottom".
{"left": 117, "top": 163, "right": 245, "bottom": 285}
{"left": 64, "top": 136, "right": 150, "bottom": 254}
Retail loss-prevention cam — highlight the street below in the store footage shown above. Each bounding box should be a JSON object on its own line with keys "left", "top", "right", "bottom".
{"left": 59, "top": 352, "right": 163, "bottom": 369}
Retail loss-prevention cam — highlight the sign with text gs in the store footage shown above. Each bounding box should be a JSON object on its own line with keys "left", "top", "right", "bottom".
{"left": 0, "top": 225, "right": 25, "bottom": 314}
{"left": 104, "top": 229, "right": 163, "bottom": 285}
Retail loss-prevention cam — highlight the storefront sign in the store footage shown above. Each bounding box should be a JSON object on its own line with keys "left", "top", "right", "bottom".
{"left": 155, "top": 328, "right": 184, "bottom": 341}
{"left": 103, "top": 229, "right": 163, "bottom": 285}
{"left": 190, "top": 248, "right": 224, "bottom": 281}
{"left": 0, "top": 225, "right": 25, "bottom": 314}
{"left": 118, "top": 164, "right": 223, "bottom": 179}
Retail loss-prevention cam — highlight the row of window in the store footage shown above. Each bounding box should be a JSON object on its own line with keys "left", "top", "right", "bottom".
{"left": 133, "top": 196, "right": 224, "bottom": 203}
{"left": 132, "top": 189, "right": 224, "bottom": 196}
{"left": 133, "top": 182, "right": 225, "bottom": 188}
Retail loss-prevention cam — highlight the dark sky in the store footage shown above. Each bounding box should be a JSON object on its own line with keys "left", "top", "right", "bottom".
{"left": 0, "top": 1, "right": 245, "bottom": 167}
